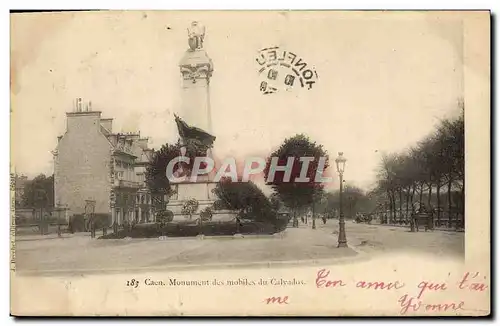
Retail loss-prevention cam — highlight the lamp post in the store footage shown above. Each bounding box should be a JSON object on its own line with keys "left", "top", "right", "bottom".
{"left": 335, "top": 152, "right": 347, "bottom": 248}
{"left": 85, "top": 200, "right": 96, "bottom": 238}
{"left": 312, "top": 193, "right": 316, "bottom": 230}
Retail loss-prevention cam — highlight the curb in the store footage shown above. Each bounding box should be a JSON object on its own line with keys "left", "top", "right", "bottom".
{"left": 15, "top": 236, "right": 68, "bottom": 242}
{"left": 99, "top": 232, "right": 287, "bottom": 241}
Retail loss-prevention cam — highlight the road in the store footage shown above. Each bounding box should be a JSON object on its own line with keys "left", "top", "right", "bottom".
{"left": 315, "top": 219, "right": 464, "bottom": 257}
{"left": 13, "top": 220, "right": 463, "bottom": 274}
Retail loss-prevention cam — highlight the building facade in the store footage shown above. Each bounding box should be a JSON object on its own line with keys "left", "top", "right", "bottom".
{"left": 53, "top": 98, "right": 155, "bottom": 225}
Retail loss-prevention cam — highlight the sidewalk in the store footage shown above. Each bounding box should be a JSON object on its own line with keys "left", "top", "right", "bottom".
{"left": 15, "top": 232, "right": 91, "bottom": 242}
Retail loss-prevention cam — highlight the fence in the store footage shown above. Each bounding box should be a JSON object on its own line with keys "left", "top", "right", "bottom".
{"left": 370, "top": 208, "right": 464, "bottom": 230}
{"left": 15, "top": 207, "right": 69, "bottom": 235}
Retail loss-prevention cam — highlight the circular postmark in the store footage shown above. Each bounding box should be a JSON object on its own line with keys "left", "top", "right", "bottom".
{"left": 255, "top": 46, "right": 319, "bottom": 95}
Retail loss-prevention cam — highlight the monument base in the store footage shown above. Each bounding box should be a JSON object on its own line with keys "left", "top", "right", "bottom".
{"left": 166, "top": 181, "right": 236, "bottom": 222}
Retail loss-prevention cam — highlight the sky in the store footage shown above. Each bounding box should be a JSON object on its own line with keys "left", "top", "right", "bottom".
{"left": 11, "top": 11, "right": 464, "bottom": 191}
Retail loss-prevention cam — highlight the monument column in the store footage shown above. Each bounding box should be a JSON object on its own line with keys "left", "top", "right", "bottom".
{"left": 178, "top": 21, "right": 214, "bottom": 135}
{"left": 178, "top": 21, "right": 217, "bottom": 180}
{"left": 166, "top": 21, "right": 217, "bottom": 218}
{"left": 166, "top": 22, "right": 236, "bottom": 222}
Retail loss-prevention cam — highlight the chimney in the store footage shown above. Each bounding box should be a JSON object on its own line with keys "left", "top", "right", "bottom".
{"left": 66, "top": 98, "right": 102, "bottom": 132}
{"left": 78, "top": 98, "right": 82, "bottom": 112}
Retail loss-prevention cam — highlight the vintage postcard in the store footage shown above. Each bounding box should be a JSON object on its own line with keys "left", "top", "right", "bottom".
{"left": 10, "top": 10, "right": 490, "bottom": 316}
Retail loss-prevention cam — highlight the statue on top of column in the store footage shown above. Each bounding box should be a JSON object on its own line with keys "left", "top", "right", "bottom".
{"left": 187, "top": 21, "right": 206, "bottom": 51}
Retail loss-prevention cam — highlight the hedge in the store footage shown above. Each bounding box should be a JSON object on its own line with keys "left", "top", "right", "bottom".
{"left": 99, "top": 218, "right": 289, "bottom": 239}
{"left": 68, "top": 213, "right": 111, "bottom": 233}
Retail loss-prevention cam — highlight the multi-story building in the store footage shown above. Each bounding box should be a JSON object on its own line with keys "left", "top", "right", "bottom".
{"left": 53, "top": 98, "right": 155, "bottom": 225}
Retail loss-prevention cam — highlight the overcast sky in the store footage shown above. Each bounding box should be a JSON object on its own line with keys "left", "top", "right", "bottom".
{"left": 11, "top": 11, "right": 464, "bottom": 191}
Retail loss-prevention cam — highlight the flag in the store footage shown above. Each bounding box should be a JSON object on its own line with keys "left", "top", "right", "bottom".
{"left": 174, "top": 114, "right": 216, "bottom": 148}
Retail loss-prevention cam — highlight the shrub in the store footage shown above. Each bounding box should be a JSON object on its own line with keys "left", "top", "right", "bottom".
{"left": 165, "top": 222, "right": 203, "bottom": 237}
{"left": 100, "top": 223, "right": 159, "bottom": 239}
{"left": 93, "top": 213, "right": 111, "bottom": 229}
{"left": 273, "top": 217, "right": 289, "bottom": 233}
{"left": 155, "top": 210, "right": 174, "bottom": 236}
{"left": 156, "top": 210, "right": 174, "bottom": 224}
{"left": 69, "top": 214, "right": 85, "bottom": 232}
{"left": 181, "top": 198, "right": 199, "bottom": 219}
{"left": 131, "top": 223, "right": 161, "bottom": 238}
{"left": 199, "top": 207, "right": 213, "bottom": 222}
{"left": 212, "top": 178, "right": 276, "bottom": 224}
{"left": 98, "top": 211, "right": 289, "bottom": 239}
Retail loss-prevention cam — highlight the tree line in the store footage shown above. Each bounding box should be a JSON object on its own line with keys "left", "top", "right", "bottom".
{"left": 372, "top": 101, "right": 464, "bottom": 228}
{"left": 16, "top": 174, "right": 54, "bottom": 209}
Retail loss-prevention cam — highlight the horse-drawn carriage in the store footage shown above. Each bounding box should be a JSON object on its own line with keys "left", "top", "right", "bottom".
{"left": 354, "top": 213, "right": 373, "bottom": 224}
{"left": 410, "top": 204, "right": 434, "bottom": 232}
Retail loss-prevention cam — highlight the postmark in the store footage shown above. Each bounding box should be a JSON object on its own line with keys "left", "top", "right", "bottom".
{"left": 256, "top": 46, "right": 319, "bottom": 95}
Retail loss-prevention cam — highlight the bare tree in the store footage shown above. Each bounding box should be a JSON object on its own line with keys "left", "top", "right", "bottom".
{"left": 372, "top": 100, "right": 464, "bottom": 229}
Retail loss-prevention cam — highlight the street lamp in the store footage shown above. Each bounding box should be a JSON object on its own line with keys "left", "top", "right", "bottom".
{"left": 312, "top": 193, "right": 317, "bottom": 230}
{"left": 335, "top": 152, "right": 347, "bottom": 248}
{"left": 85, "top": 199, "right": 96, "bottom": 238}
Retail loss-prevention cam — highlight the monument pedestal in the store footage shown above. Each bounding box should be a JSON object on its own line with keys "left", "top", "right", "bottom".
{"left": 167, "top": 181, "right": 236, "bottom": 222}
{"left": 168, "top": 181, "right": 216, "bottom": 215}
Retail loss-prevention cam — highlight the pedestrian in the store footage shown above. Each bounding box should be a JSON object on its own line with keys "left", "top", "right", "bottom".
{"left": 427, "top": 205, "right": 435, "bottom": 231}
{"left": 68, "top": 217, "right": 74, "bottom": 234}
{"left": 412, "top": 204, "right": 420, "bottom": 232}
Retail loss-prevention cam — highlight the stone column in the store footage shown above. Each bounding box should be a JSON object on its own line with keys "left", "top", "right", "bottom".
{"left": 179, "top": 37, "right": 213, "bottom": 134}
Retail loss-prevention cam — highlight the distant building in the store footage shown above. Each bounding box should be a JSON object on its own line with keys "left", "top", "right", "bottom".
{"left": 53, "top": 98, "right": 155, "bottom": 225}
